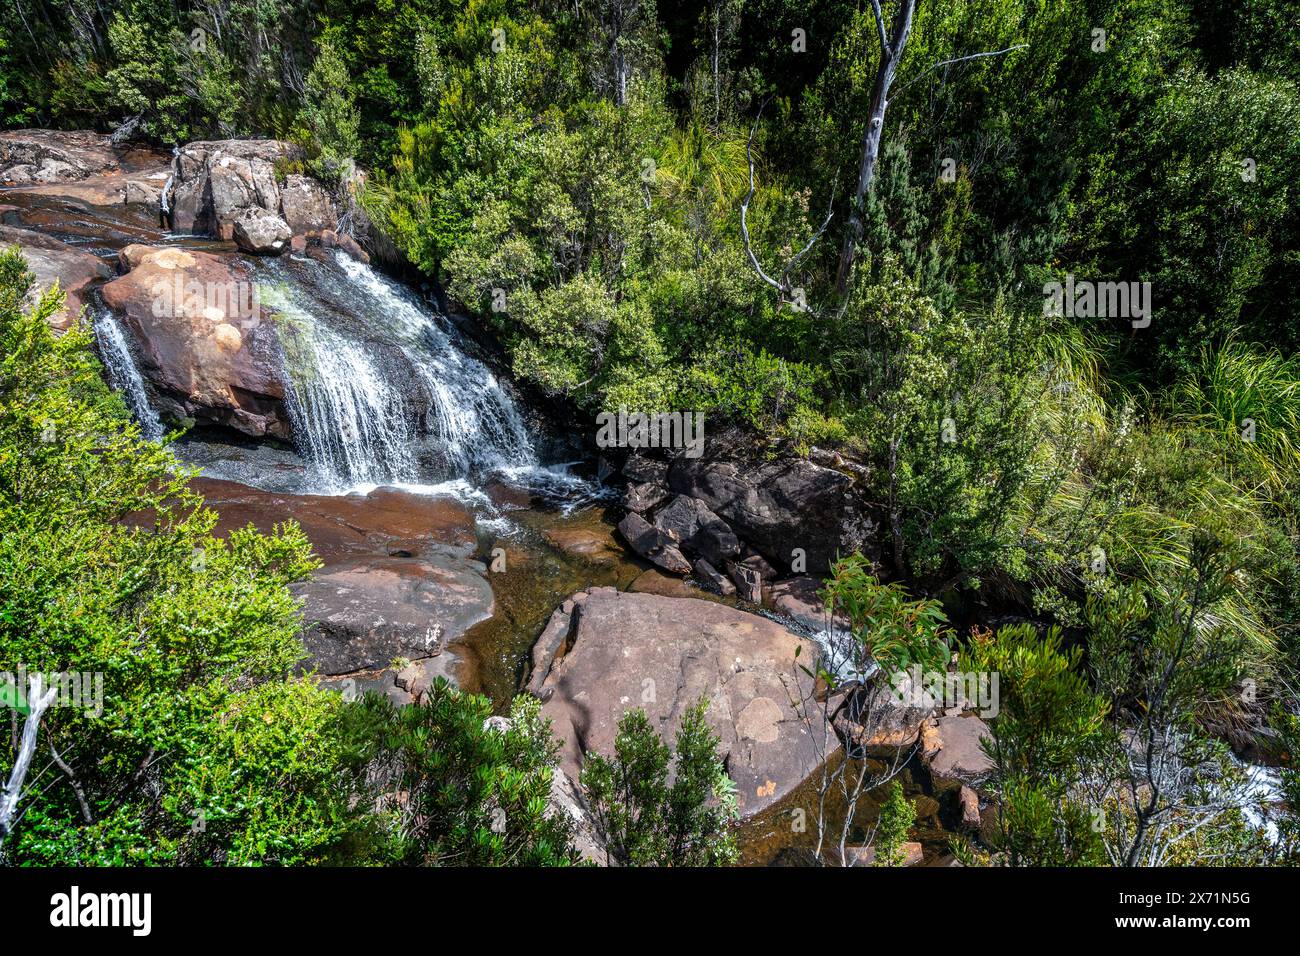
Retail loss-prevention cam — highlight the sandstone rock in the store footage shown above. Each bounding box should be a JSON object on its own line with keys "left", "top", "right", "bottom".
{"left": 0, "top": 130, "right": 169, "bottom": 206}
{"left": 0, "top": 224, "right": 110, "bottom": 331}
{"left": 170, "top": 140, "right": 304, "bottom": 237}
{"left": 726, "top": 559, "right": 763, "bottom": 602}
{"left": 183, "top": 478, "right": 490, "bottom": 693}
{"left": 296, "top": 555, "right": 491, "bottom": 676}
{"left": 832, "top": 675, "right": 935, "bottom": 757}
{"left": 924, "top": 714, "right": 995, "bottom": 792}
{"left": 617, "top": 512, "right": 692, "bottom": 574}
{"left": 335, "top": 232, "right": 370, "bottom": 265}
{"left": 622, "top": 453, "right": 668, "bottom": 485}
{"left": 544, "top": 526, "right": 621, "bottom": 563}
{"left": 0, "top": 130, "right": 118, "bottom": 184}
{"left": 279, "top": 174, "right": 336, "bottom": 233}
{"left": 549, "top": 766, "right": 611, "bottom": 865}
{"left": 233, "top": 208, "right": 292, "bottom": 254}
{"left": 622, "top": 480, "right": 668, "bottom": 514}
{"left": 534, "top": 588, "right": 826, "bottom": 818}
{"left": 526, "top": 595, "right": 584, "bottom": 697}
{"left": 667, "top": 456, "right": 853, "bottom": 576}
{"left": 627, "top": 568, "right": 712, "bottom": 600}
{"left": 913, "top": 794, "right": 941, "bottom": 822}
{"left": 652, "top": 494, "right": 741, "bottom": 567}
{"left": 290, "top": 234, "right": 307, "bottom": 254}
{"left": 101, "top": 244, "right": 288, "bottom": 437}
{"left": 123, "top": 178, "right": 162, "bottom": 208}
{"left": 769, "top": 576, "right": 850, "bottom": 632}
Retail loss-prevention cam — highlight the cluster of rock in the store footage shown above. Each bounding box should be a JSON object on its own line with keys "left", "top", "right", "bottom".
{"left": 167, "top": 140, "right": 365, "bottom": 260}
{"left": 0, "top": 129, "right": 171, "bottom": 208}
{"left": 614, "top": 434, "right": 874, "bottom": 607}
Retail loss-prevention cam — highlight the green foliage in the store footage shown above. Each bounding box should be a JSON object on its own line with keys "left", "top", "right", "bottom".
{"left": 872, "top": 781, "right": 916, "bottom": 866}
{"left": 338, "top": 681, "right": 576, "bottom": 866}
{"left": 961, "top": 623, "right": 1110, "bottom": 866}
{"left": 0, "top": 249, "right": 349, "bottom": 864}
{"left": 580, "top": 698, "right": 739, "bottom": 866}
{"left": 819, "top": 554, "right": 951, "bottom": 679}
{"left": 300, "top": 31, "right": 363, "bottom": 183}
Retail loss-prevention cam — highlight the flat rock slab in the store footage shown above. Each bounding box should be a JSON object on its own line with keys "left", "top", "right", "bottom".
{"left": 191, "top": 478, "right": 490, "bottom": 686}
{"left": 535, "top": 587, "right": 825, "bottom": 818}
{"left": 295, "top": 556, "right": 493, "bottom": 675}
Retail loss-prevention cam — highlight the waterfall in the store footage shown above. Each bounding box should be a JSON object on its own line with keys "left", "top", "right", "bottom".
{"left": 93, "top": 311, "right": 164, "bottom": 442}
{"left": 256, "top": 250, "right": 538, "bottom": 491}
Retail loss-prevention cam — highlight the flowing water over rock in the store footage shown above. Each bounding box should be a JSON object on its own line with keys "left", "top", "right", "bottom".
{"left": 256, "top": 250, "right": 539, "bottom": 492}
{"left": 92, "top": 308, "right": 165, "bottom": 441}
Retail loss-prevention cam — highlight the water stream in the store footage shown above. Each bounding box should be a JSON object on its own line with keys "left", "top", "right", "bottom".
{"left": 92, "top": 309, "right": 165, "bottom": 442}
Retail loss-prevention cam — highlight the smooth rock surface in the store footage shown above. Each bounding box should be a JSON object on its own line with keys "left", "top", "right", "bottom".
{"left": 533, "top": 587, "right": 825, "bottom": 818}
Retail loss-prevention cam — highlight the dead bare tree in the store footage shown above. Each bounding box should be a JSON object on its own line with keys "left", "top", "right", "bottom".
{"left": 0, "top": 674, "right": 61, "bottom": 854}
{"left": 834, "top": 0, "right": 1026, "bottom": 294}
{"left": 739, "top": 101, "right": 835, "bottom": 310}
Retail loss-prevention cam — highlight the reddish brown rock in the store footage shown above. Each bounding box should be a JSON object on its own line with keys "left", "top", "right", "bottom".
{"left": 190, "top": 478, "right": 491, "bottom": 690}
{"left": 101, "top": 244, "right": 289, "bottom": 438}
{"left": 924, "top": 714, "right": 996, "bottom": 792}
{"left": 0, "top": 224, "right": 110, "bottom": 331}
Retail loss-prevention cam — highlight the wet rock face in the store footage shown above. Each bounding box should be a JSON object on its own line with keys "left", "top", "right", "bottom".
{"left": 530, "top": 587, "right": 828, "bottom": 819}
{"left": 101, "top": 244, "right": 289, "bottom": 438}
{"left": 0, "top": 224, "right": 110, "bottom": 331}
{"left": 0, "top": 129, "right": 170, "bottom": 206}
{"left": 191, "top": 478, "right": 492, "bottom": 692}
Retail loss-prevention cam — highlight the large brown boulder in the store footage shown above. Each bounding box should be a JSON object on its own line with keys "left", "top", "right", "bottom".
{"left": 531, "top": 587, "right": 827, "bottom": 818}
{"left": 171, "top": 140, "right": 297, "bottom": 237}
{"left": 0, "top": 224, "right": 110, "bottom": 331}
{"left": 100, "top": 244, "right": 289, "bottom": 438}
{"left": 279, "top": 174, "right": 337, "bottom": 234}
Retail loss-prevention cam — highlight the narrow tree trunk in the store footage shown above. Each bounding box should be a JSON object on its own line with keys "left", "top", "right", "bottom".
{"left": 835, "top": 1, "right": 915, "bottom": 294}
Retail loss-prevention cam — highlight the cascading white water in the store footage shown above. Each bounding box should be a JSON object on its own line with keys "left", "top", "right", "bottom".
{"left": 256, "top": 250, "right": 538, "bottom": 491}
{"left": 93, "top": 310, "right": 164, "bottom": 442}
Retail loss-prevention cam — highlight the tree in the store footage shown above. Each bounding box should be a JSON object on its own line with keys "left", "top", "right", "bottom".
{"left": 832, "top": 0, "right": 1026, "bottom": 293}
{"left": 1084, "top": 536, "right": 1263, "bottom": 867}
{"left": 581, "top": 697, "right": 739, "bottom": 866}
{"left": 301, "top": 31, "right": 361, "bottom": 182}
{"left": 0, "top": 248, "right": 351, "bottom": 864}
{"left": 338, "top": 681, "right": 577, "bottom": 866}
{"left": 960, "top": 623, "right": 1110, "bottom": 866}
